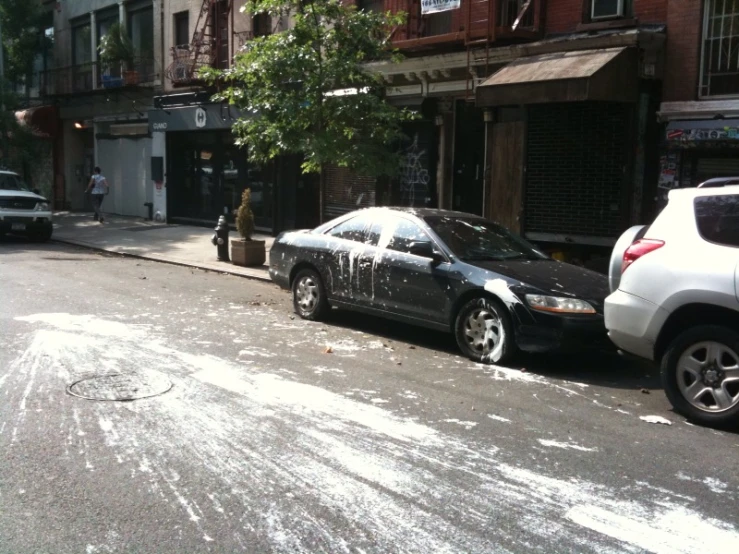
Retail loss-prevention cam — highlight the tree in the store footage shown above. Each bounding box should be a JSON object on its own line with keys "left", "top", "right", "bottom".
{"left": 0, "top": 0, "right": 49, "bottom": 171}
{"left": 203, "top": 0, "right": 416, "bottom": 221}
{"left": 0, "top": 0, "right": 47, "bottom": 84}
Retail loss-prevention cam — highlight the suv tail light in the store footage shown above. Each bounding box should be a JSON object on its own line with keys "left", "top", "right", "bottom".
{"left": 622, "top": 239, "right": 665, "bottom": 274}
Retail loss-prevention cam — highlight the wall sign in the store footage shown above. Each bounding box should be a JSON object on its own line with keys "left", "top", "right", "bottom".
{"left": 148, "top": 103, "right": 247, "bottom": 133}
{"left": 421, "top": 0, "right": 461, "bottom": 15}
{"left": 195, "top": 107, "right": 207, "bottom": 128}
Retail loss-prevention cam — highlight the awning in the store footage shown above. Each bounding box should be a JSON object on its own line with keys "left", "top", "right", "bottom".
{"left": 14, "top": 105, "right": 58, "bottom": 138}
{"left": 476, "top": 47, "right": 638, "bottom": 107}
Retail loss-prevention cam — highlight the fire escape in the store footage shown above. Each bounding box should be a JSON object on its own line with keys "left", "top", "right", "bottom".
{"left": 167, "top": 0, "right": 233, "bottom": 86}
{"left": 465, "top": 0, "right": 539, "bottom": 100}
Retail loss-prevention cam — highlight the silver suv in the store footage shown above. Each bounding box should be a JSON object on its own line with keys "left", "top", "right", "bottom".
{"left": 0, "top": 170, "right": 53, "bottom": 242}
{"left": 605, "top": 181, "right": 739, "bottom": 428}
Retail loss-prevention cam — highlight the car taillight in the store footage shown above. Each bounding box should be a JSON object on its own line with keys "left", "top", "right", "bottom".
{"left": 622, "top": 239, "right": 665, "bottom": 274}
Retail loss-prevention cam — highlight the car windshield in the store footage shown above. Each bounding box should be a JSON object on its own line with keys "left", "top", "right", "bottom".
{"left": 0, "top": 173, "right": 30, "bottom": 191}
{"left": 424, "top": 216, "right": 548, "bottom": 262}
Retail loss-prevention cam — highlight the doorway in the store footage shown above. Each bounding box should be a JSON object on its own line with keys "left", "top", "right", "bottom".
{"left": 452, "top": 101, "right": 485, "bottom": 215}
{"left": 167, "top": 131, "right": 248, "bottom": 224}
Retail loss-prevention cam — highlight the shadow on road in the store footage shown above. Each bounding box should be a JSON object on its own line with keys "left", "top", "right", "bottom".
{"left": 324, "top": 307, "right": 661, "bottom": 393}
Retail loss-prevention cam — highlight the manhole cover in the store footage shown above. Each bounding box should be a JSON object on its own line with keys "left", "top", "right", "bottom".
{"left": 67, "top": 372, "right": 172, "bottom": 401}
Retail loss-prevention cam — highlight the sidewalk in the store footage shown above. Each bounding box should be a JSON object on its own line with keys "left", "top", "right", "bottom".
{"left": 51, "top": 212, "right": 273, "bottom": 282}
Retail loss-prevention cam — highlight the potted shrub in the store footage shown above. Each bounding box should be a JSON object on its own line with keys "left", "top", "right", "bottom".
{"left": 231, "top": 188, "right": 266, "bottom": 266}
{"left": 98, "top": 22, "right": 138, "bottom": 86}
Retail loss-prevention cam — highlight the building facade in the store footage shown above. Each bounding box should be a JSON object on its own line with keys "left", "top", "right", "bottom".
{"left": 368, "top": 0, "right": 668, "bottom": 267}
{"left": 42, "top": 0, "right": 162, "bottom": 217}
{"left": 146, "top": 0, "right": 312, "bottom": 232}
{"left": 658, "top": 0, "right": 739, "bottom": 204}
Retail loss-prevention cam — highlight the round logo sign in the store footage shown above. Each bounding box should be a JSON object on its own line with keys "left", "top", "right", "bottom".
{"left": 195, "top": 107, "right": 207, "bottom": 128}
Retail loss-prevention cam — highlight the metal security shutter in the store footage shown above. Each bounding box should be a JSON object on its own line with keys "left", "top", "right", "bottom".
{"left": 324, "top": 164, "right": 376, "bottom": 220}
{"left": 525, "top": 102, "right": 628, "bottom": 238}
{"left": 696, "top": 158, "right": 739, "bottom": 181}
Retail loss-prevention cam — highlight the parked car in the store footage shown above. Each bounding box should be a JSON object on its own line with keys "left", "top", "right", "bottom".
{"left": 605, "top": 182, "right": 739, "bottom": 427}
{"left": 0, "top": 170, "right": 53, "bottom": 242}
{"left": 269, "top": 207, "right": 610, "bottom": 364}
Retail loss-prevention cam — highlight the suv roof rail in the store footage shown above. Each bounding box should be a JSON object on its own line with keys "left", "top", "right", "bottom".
{"left": 697, "top": 177, "right": 739, "bottom": 188}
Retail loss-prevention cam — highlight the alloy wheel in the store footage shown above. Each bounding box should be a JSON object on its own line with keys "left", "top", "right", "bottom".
{"left": 677, "top": 341, "right": 739, "bottom": 413}
{"left": 296, "top": 275, "right": 319, "bottom": 314}
{"left": 463, "top": 307, "right": 504, "bottom": 357}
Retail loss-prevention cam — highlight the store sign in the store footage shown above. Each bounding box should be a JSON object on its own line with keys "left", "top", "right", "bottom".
{"left": 421, "top": 0, "right": 460, "bottom": 15}
{"left": 667, "top": 127, "right": 739, "bottom": 141}
{"left": 148, "top": 103, "right": 247, "bottom": 133}
{"left": 195, "top": 107, "right": 207, "bottom": 128}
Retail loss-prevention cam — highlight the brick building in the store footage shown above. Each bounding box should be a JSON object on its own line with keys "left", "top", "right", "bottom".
{"left": 364, "top": 0, "right": 668, "bottom": 265}
{"left": 658, "top": 0, "right": 739, "bottom": 203}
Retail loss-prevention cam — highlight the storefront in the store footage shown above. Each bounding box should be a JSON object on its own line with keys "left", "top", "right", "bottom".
{"left": 149, "top": 98, "right": 306, "bottom": 233}
{"left": 476, "top": 44, "right": 663, "bottom": 269}
{"left": 657, "top": 114, "right": 739, "bottom": 208}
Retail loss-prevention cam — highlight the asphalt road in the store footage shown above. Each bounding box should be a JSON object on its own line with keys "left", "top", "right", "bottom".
{"left": 1, "top": 240, "right": 738, "bottom": 554}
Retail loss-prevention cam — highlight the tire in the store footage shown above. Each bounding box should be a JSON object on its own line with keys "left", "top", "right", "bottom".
{"left": 30, "top": 228, "right": 53, "bottom": 243}
{"left": 292, "top": 268, "right": 330, "bottom": 321}
{"left": 661, "top": 325, "right": 739, "bottom": 429}
{"left": 454, "top": 296, "right": 516, "bottom": 365}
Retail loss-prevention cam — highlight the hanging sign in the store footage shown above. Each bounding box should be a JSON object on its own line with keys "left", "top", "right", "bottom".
{"left": 421, "top": 0, "right": 461, "bottom": 15}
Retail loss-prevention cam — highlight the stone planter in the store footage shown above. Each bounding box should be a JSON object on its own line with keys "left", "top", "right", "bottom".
{"left": 231, "top": 238, "right": 266, "bottom": 267}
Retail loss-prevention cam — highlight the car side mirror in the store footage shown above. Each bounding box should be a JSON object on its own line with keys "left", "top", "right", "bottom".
{"left": 408, "top": 241, "right": 444, "bottom": 263}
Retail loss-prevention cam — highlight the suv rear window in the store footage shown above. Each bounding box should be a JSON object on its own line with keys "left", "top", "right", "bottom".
{"left": 694, "top": 194, "right": 739, "bottom": 247}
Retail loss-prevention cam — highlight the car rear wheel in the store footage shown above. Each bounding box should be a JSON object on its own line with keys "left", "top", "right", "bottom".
{"left": 455, "top": 296, "right": 516, "bottom": 365}
{"left": 662, "top": 325, "right": 739, "bottom": 428}
{"left": 292, "top": 268, "right": 330, "bottom": 321}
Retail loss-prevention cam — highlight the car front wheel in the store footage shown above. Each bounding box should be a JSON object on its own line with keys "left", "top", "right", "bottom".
{"left": 662, "top": 325, "right": 739, "bottom": 428}
{"left": 292, "top": 268, "right": 330, "bottom": 321}
{"left": 454, "top": 296, "right": 516, "bottom": 365}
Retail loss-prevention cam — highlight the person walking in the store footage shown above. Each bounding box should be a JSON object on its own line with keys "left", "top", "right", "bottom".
{"left": 85, "top": 166, "right": 110, "bottom": 223}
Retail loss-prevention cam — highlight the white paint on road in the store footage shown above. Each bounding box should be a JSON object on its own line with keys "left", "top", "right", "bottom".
{"left": 640, "top": 415, "right": 673, "bottom": 425}
{"left": 5, "top": 312, "right": 739, "bottom": 553}
{"left": 566, "top": 504, "right": 739, "bottom": 554}
{"left": 538, "top": 439, "right": 598, "bottom": 452}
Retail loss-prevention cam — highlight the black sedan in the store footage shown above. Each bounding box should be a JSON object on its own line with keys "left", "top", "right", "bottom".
{"left": 269, "top": 208, "right": 610, "bottom": 365}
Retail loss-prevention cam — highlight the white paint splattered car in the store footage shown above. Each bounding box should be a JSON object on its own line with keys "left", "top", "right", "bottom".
{"left": 0, "top": 170, "right": 53, "bottom": 242}
{"left": 269, "top": 207, "right": 611, "bottom": 365}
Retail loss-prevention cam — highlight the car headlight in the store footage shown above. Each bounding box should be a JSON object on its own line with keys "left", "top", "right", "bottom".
{"left": 35, "top": 202, "right": 50, "bottom": 211}
{"left": 525, "top": 294, "right": 596, "bottom": 314}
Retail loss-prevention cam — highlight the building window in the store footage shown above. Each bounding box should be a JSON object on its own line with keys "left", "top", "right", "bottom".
{"left": 174, "top": 11, "right": 190, "bottom": 47}
{"left": 584, "top": 0, "right": 632, "bottom": 22}
{"left": 128, "top": 5, "right": 154, "bottom": 59}
{"left": 72, "top": 21, "right": 92, "bottom": 66}
{"left": 700, "top": 0, "right": 739, "bottom": 97}
{"left": 253, "top": 13, "right": 272, "bottom": 38}
{"left": 357, "top": 0, "right": 384, "bottom": 12}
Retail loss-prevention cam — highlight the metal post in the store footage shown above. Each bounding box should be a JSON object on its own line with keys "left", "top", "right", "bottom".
{"left": 0, "top": 17, "right": 7, "bottom": 164}
{"left": 91, "top": 11, "right": 98, "bottom": 89}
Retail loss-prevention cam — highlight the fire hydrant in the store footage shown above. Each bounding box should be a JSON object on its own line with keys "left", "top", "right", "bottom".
{"left": 211, "top": 215, "right": 230, "bottom": 262}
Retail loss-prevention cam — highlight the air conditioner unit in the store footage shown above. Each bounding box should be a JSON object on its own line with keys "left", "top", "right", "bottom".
{"left": 591, "top": 0, "right": 624, "bottom": 20}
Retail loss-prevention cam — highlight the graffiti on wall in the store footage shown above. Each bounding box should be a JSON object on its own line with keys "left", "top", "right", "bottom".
{"left": 399, "top": 134, "right": 430, "bottom": 206}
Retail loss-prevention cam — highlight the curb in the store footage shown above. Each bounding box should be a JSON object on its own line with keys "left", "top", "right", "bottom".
{"left": 51, "top": 237, "right": 274, "bottom": 283}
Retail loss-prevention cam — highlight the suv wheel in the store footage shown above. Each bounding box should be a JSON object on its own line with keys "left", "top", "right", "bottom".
{"left": 662, "top": 325, "right": 739, "bottom": 428}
